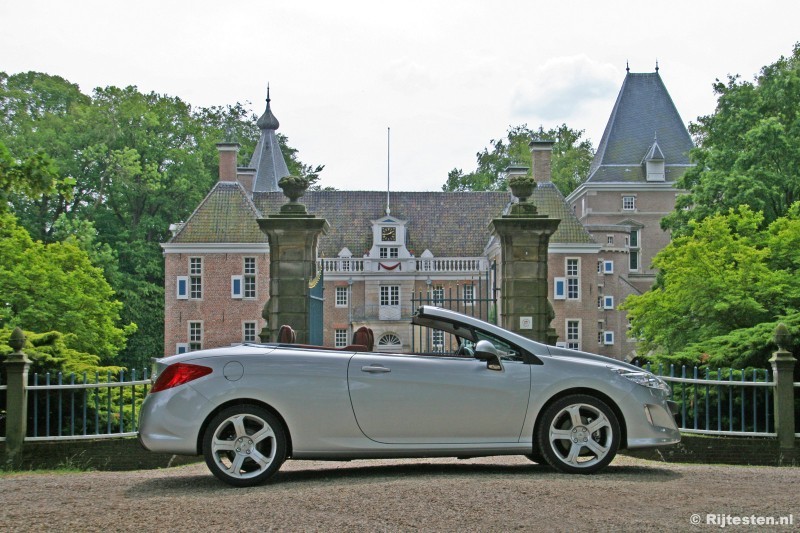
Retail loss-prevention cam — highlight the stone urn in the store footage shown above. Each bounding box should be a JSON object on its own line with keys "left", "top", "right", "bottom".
{"left": 508, "top": 175, "right": 536, "bottom": 203}
{"left": 278, "top": 175, "right": 310, "bottom": 214}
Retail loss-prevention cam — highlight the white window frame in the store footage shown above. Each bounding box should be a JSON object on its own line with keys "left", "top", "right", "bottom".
{"left": 189, "top": 257, "right": 203, "bottom": 300}
{"left": 622, "top": 196, "right": 636, "bottom": 211}
{"left": 380, "top": 285, "right": 400, "bottom": 307}
{"left": 603, "top": 295, "right": 615, "bottom": 310}
{"left": 335, "top": 286, "right": 349, "bottom": 307}
{"left": 175, "top": 343, "right": 189, "bottom": 354}
{"left": 566, "top": 258, "right": 580, "bottom": 300}
{"left": 604, "top": 331, "right": 615, "bottom": 345}
{"left": 334, "top": 329, "right": 348, "bottom": 348}
{"left": 432, "top": 285, "right": 444, "bottom": 305}
{"left": 462, "top": 284, "right": 474, "bottom": 305}
{"left": 431, "top": 330, "right": 445, "bottom": 352}
{"left": 243, "top": 321, "right": 257, "bottom": 343}
{"left": 566, "top": 319, "right": 580, "bottom": 350}
{"left": 243, "top": 257, "right": 257, "bottom": 299}
{"left": 188, "top": 321, "right": 203, "bottom": 351}
{"left": 603, "top": 260, "right": 614, "bottom": 274}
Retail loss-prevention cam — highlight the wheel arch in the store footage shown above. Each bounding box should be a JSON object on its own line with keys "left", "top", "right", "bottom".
{"left": 532, "top": 387, "right": 628, "bottom": 451}
{"left": 196, "top": 398, "right": 294, "bottom": 456}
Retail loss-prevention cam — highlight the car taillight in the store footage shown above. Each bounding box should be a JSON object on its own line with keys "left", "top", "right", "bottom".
{"left": 150, "top": 363, "right": 212, "bottom": 393}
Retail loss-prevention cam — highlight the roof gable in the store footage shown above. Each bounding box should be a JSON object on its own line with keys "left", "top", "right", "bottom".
{"left": 169, "top": 181, "right": 267, "bottom": 244}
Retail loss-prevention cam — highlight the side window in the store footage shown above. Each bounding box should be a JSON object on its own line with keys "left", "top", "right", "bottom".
{"left": 473, "top": 330, "right": 524, "bottom": 362}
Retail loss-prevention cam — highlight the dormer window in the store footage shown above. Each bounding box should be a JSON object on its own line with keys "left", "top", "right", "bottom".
{"left": 643, "top": 136, "right": 665, "bottom": 182}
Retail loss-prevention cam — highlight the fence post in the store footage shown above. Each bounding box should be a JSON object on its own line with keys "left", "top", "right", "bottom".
{"left": 3, "top": 328, "right": 31, "bottom": 464}
{"left": 769, "top": 324, "right": 796, "bottom": 455}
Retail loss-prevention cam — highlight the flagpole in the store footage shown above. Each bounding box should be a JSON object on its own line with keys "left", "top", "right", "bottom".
{"left": 387, "top": 127, "right": 391, "bottom": 215}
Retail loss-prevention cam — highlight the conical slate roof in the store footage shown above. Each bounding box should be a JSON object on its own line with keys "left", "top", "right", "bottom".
{"left": 248, "top": 89, "right": 290, "bottom": 193}
{"left": 587, "top": 71, "right": 693, "bottom": 183}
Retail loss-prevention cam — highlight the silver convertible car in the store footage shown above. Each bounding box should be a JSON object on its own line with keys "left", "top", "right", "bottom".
{"left": 139, "top": 306, "right": 679, "bottom": 486}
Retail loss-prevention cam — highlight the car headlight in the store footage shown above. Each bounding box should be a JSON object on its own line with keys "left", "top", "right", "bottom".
{"left": 610, "top": 367, "right": 671, "bottom": 393}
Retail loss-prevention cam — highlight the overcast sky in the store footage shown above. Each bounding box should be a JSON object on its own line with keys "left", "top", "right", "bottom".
{"left": 2, "top": 1, "right": 798, "bottom": 191}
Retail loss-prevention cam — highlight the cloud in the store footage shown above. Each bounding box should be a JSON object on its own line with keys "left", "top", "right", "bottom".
{"left": 511, "top": 55, "right": 620, "bottom": 121}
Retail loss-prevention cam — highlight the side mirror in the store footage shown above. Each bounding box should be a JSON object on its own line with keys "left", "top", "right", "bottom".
{"left": 474, "top": 340, "right": 503, "bottom": 371}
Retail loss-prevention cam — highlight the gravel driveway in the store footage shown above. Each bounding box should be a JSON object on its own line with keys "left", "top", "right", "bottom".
{"left": 2, "top": 455, "right": 797, "bottom": 531}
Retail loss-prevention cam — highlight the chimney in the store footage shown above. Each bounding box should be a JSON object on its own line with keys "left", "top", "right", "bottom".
{"left": 216, "top": 142, "right": 240, "bottom": 182}
{"left": 529, "top": 140, "right": 555, "bottom": 183}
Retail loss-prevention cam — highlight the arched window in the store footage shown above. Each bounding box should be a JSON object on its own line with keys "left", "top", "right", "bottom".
{"left": 378, "top": 333, "right": 401, "bottom": 347}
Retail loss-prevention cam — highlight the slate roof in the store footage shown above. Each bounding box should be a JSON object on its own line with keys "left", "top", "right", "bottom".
{"left": 587, "top": 72, "right": 693, "bottom": 183}
{"left": 169, "top": 181, "right": 267, "bottom": 244}
{"left": 531, "top": 182, "right": 595, "bottom": 244}
{"left": 170, "top": 180, "right": 597, "bottom": 252}
{"left": 253, "top": 191, "right": 513, "bottom": 257}
{"left": 248, "top": 94, "right": 289, "bottom": 193}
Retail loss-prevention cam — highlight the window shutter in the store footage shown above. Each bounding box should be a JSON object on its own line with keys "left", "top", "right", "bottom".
{"left": 231, "top": 275, "right": 244, "bottom": 299}
{"left": 176, "top": 276, "right": 189, "bottom": 300}
{"left": 604, "top": 296, "right": 614, "bottom": 309}
{"left": 175, "top": 343, "right": 189, "bottom": 354}
{"left": 554, "top": 278, "right": 566, "bottom": 300}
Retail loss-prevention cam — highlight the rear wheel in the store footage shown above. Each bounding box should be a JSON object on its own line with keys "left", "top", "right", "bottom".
{"left": 536, "top": 394, "right": 619, "bottom": 474}
{"left": 202, "top": 404, "right": 287, "bottom": 487}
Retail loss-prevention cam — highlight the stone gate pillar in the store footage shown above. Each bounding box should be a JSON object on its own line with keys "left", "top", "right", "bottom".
{"left": 3, "top": 328, "right": 31, "bottom": 464}
{"left": 258, "top": 177, "right": 329, "bottom": 343}
{"left": 489, "top": 157, "right": 560, "bottom": 343}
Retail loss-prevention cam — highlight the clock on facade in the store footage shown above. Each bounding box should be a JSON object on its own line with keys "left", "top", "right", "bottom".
{"left": 381, "top": 227, "right": 396, "bottom": 242}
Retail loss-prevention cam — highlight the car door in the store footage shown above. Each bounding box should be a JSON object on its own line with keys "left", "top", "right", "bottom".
{"left": 347, "top": 352, "right": 531, "bottom": 444}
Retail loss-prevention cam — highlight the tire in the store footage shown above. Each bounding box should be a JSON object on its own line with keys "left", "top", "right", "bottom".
{"left": 524, "top": 449, "right": 545, "bottom": 464}
{"left": 202, "top": 404, "right": 287, "bottom": 487}
{"left": 536, "top": 394, "right": 620, "bottom": 474}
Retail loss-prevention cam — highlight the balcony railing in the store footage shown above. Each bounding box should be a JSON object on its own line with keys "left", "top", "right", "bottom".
{"left": 321, "top": 257, "right": 489, "bottom": 274}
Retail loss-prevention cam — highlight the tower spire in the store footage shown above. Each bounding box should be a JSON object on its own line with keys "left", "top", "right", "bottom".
{"left": 655, "top": 59, "right": 659, "bottom": 72}
{"left": 626, "top": 60, "right": 630, "bottom": 73}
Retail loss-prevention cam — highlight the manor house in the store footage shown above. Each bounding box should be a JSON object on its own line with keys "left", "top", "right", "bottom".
{"left": 162, "top": 68, "right": 693, "bottom": 360}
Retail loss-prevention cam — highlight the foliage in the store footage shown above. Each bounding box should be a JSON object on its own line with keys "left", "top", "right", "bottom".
{"left": 0, "top": 71, "right": 324, "bottom": 365}
{"left": 663, "top": 43, "right": 800, "bottom": 235}
{"left": 0, "top": 212, "right": 134, "bottom": 361}
{"left": 0, "top": 328, "right": 123, "bottom": 376}
{"left": 623, "top": 205, "right": 800, "bottom": 367}
{"left": 442, "top": 124, "right": 594, "bottom": 197}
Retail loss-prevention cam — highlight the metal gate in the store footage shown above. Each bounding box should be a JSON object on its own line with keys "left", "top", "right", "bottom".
{"left": 307, "top": 268, "right": 324, "bottom": 345}
{"left": 410, "top": 260, "right": 497, "bottom": 353}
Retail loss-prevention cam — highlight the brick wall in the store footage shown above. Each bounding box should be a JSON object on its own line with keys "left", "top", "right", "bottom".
{"left": 164, "top": 251, "right": 269, "bottom": 356}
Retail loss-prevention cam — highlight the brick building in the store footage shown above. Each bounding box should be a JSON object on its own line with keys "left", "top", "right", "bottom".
{"left": 162, "top": 68, "right": 693, "bottom": 360}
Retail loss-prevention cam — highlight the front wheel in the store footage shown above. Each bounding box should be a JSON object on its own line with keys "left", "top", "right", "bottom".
{"left": 202, "top": 404, "right": 287, "bottom": 487}
{"left": 536, "top": 394, "right": 620, "bottom": 474}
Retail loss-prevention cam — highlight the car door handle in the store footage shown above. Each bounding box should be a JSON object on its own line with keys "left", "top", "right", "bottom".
{"left": 361, "top": 365, "right": 391, "bottom": 374}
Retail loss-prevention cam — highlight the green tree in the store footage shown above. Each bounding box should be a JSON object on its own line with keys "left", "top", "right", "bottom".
{"left": 623, "top": 205, "right": 800, "bottom": 364}
{"left": 663, "top": 43, "right": 800, "bottom": 235}
{"left": 0, "top": 72, "right": 326, "bottom": 366}
{"left": 442, "top": 124, "right": 594, "bottom": 196}
{"left": 0, "top": 212, "right": 135, "bottom": 361}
